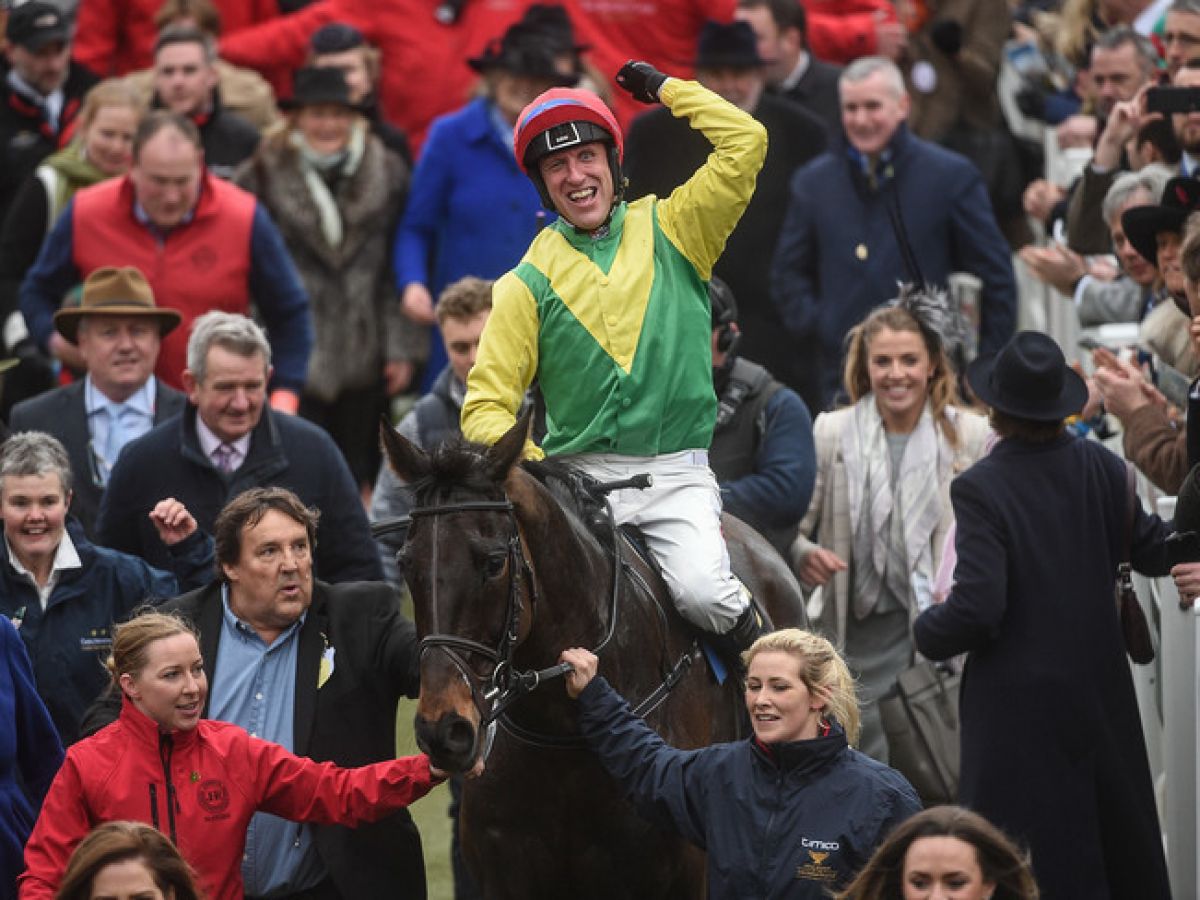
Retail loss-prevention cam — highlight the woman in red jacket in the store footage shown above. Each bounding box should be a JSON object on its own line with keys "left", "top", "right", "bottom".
{"left": 19, "top": 611, "right": 443, "bottom": 900}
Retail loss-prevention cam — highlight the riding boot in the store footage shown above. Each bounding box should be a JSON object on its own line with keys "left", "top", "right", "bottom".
{"left": 710, "top": 600, "right": 768, "bottom": 678}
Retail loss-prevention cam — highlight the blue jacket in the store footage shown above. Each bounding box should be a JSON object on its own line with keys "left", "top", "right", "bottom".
{"left": 0, "top": 615, "right": 62, "bottom": 900}
{"left": 0, "top": 519, "right": 212, "bottom": 744}
{"left": 392, "top": 98, "right": 552, "bottom": 389}
{"left": 770, "top": 126, "right": 1016, "bottom": 407}
{"left": 577, "top": 678, "right": 920, "bottom": 899}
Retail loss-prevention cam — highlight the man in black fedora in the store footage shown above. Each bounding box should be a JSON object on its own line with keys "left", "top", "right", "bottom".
{"left": 914, "top": 329, "right": 1172, "bottom": 900}
{"left": 623, "top": 19, "right": 826, "bottom": 404}
{"left": 10, "top": 266, "right": 186, "bottom": 536}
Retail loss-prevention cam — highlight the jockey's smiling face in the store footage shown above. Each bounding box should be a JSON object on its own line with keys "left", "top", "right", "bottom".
{"left": 538, "top": 141, "right": 614, "bottom": 232}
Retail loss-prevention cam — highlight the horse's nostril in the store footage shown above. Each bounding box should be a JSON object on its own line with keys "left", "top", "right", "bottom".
{"left": 443, "top": 716, "right": 476, "bottom": 755}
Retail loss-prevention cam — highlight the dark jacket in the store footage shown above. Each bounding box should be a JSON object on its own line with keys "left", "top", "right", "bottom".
{"left": 161, "top": 579, "right": 425, "bottom": 900}
{"left": 777, "top": 57, "right": 842, "bottom": 140}
{"left": 0, "top": 61, "right": 97, "bottom": 225}
{"left": 0, "top": 519, "right": 212, "bottom": 744}
{"left": 577, "top": 677, "right": 920, "bottom": 899}
{"left": 771, "top": 126, "right": 1017, "bottom": 408}
{"left": 710, "top": 357, "right": 816, "bottom": 556}
{"left": 10, "top": 378, "right": 187, "bottom": 537}
{"left": 914, "top": 434, "right": 1171, "bottom": 900}
{"left": 625, "top": 94, "right": 826, "bottom": 398}
{"left": 95, "top": 404, "right": 384, "bottom": 583}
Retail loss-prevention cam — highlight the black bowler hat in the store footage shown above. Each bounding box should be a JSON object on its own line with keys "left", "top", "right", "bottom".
{"left": 694, "top": 20, "right": 765, "bottom": 69}
{"left": 468, "top": 19, "right": 579, "bottom": 85}
{"left": 966, "top": 331, "right": 1087, "bottom": 422}
{"left": 1122, "top": 176, "right": 1200, "bottom": 266}
{"left": 281, "top": 67, "right": 361, "bottom": 111}
{"left": 6, "top": 1, "right": 69, "bottom": 51}
{"left": 521, "top": 4, "right": 589, "bottom": 54}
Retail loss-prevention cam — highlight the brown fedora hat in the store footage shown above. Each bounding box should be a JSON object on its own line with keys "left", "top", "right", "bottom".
{"left": 54, "top": 267, "right": 182, "bottom": 344}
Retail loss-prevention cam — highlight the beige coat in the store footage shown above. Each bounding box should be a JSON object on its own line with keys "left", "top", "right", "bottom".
{"left": 792, "top": 403, "right": 991, "bottom": 645}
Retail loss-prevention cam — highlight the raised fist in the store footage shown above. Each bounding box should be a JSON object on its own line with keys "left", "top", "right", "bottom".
{"left": 616, "top": 60, "right": 667, "bottom": 104}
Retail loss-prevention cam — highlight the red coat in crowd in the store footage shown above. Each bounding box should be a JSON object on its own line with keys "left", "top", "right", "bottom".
{"left": 72, "top": 0, "right": 281, "bottom": 76}
{"left": 19, "top": 699, "right": 439, "bottom": 900}
{"left": 803, "top": 0, "right": 898, "bottom": 64}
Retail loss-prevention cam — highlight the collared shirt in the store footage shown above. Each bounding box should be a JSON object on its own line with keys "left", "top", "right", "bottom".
{"left": 1182, "top": 152, "right": 1199, "bottom": 179}
{"left": 196, "top": 417, "right": 251, "bottom": 472}
{"left": 209, "top": 585, "right": 326, "bottom": 896}
{"left": 6, "top": 68, "right": 64, "bottom": 131}
{"left": 6, "top": 528, "right": 82, "bottom": 610}
{"left": 85, "top": 376, "right": 157, "bottom": 480}
{"left": 132, "top": 198, "right": 196, "bottom": 242}
{"left": 779, "top": 50, "right": 811, "bottom": 93}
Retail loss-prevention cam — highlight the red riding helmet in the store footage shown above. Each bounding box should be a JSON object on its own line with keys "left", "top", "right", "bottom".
{"left": 513, "top": 88, "right": 625, "bottom": 210}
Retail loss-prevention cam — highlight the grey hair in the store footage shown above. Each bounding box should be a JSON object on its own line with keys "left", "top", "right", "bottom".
{"left": 186, "top": 312, "right": 271, "bottom": 383}
{"left": 839, "top": 56, "right": 906, "bottom": 101}
{"left": 0, "top": 432, "right": 73, "bottom": 496}
{"left": 1092, "top": 26, "right": 1160, "bottom": 75}
{"left": 1102, "top": 164, "right": 1173, "bottom": 224}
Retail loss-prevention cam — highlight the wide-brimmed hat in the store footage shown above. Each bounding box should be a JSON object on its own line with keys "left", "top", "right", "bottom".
{"left": 694, "top": 21, "right": 765, "bottom": 69}
{"left": 54, "top": 267, "right": 182, "bottom": 344}
{"left": 966, "top": 331, "right": 1087, "bottom": 422}
{"left": 521, "top": 4, "right": 590, "bottom": 54}
{"left": 1122, "top": 176, "right": 1200, "bottom": 266}
{"left": 6, "top": 1, "right": 69, "bottom": 51}
{"left": 468, "top": 20, "right": 579, "bottom": 85}
{"left": 280, "top": 66, "right": 363, "bottom": 112}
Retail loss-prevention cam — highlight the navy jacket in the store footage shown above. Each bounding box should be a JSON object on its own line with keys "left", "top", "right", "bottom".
{"left": 770, "top": 126, "right": 1016, "bottom": 408}
{"left": 578, "top": 678, "right": 919, "bottom": 899}
{"left": 96, "top": 405, "right": 383, "bottom": 584}
{"left": 915, "top": 434, "right": 1171, "bottom": 900}
{"left": 0, "top": 520, "right": 211, "bottom": 744}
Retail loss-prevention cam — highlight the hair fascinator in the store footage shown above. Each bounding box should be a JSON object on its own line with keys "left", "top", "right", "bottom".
{"left": 888, "top": 283, "right": 965, "bottom": 353}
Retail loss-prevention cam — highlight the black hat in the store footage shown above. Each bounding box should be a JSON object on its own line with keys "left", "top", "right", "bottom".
{"left": 309, "top": 22, "right": 365, "bottom": 55}
{"left": 521, "top": 4, "right": 589, "bottom": 54}
{"left": 694, "top": 20, "right": 764, "bottom": 69}
{"left": 282, "top": 66, "right": 360, "bottom": 111}
{"left": 468, "top": 21, "right": 579, "bottom": 85}
{"left": 6, "top": 1, "right": 69, "bottom": 51}
{"left": 1122, "top": 176, "right": 1200, "bottom": 266}
{"left": 966, "top": 331, "right": 1087, "bottom": 422}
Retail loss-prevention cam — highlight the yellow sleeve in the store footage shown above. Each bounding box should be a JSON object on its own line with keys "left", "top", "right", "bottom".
{"left": 461, "top": 271, "right": 545, "bottom": 460}
{"left": 655, "top": 78, "right": 768, "bottom": 280}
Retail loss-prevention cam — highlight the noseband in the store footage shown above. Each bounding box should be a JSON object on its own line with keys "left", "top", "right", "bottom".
{"left": 407, "top": 499, "right": 559, "bottom": 729}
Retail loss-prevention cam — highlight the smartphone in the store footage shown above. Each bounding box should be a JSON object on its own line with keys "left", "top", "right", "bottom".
{"left": 1146, "top": 86, "right": 1200, "bottom": 114}
{"left": 1078, "top": 336, "right": 1114, "bottom": 353}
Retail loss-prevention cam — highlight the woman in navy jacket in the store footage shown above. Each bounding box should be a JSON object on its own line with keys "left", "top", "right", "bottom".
{"left": 560, "top": 630, "right": 920, "bottom": 899}
{"left": 914, "top": 332, "right": 1171, "bottom": 900}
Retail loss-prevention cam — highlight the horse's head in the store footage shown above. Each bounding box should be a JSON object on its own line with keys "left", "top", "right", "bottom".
{"left": 382, "top": 411, "right": 539, "bottom": 774}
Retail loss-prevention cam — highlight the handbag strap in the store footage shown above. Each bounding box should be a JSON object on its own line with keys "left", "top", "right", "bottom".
{"left": 1121, "top": 461, "right": 1137, "bottom": 565}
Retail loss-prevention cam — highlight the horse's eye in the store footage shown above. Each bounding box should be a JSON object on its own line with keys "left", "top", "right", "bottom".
{"left": 483, "top": 551, "right": 508, "bottom": 579}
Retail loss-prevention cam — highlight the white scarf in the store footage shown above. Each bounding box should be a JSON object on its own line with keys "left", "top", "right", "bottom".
{"left": 289, "top": 120, "right": 366, "bottom": 248}
{"left": 844, "top": 396, "right": 947, "bottom": 619}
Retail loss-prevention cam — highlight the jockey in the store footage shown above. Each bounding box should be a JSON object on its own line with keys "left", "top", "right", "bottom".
{"left": 461, "top": 62, "right": 768, "bottom": 655}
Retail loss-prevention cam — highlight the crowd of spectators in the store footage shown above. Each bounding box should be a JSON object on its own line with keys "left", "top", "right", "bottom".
{"left": 2, "top": 0, "right": 1199, "bottom": 897}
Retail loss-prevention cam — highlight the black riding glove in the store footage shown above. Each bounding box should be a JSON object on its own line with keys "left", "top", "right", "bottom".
{"left": 616, "top": 60, "right": 668, "bottom": 104}
{"left": 929, "top": 19, "right": 963, "bottom": 57}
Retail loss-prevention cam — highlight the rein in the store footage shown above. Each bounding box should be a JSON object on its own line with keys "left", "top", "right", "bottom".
{"left": 405, "top": 486, "right": 694, "bottom": 750}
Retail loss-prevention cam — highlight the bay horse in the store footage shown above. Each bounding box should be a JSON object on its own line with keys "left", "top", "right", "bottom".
{"left": 381, "top": 411, "right": 807, "bottom": 899}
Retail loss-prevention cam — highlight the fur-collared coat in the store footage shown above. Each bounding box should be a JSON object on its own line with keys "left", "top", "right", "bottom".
{"left": 235, "top": 130, "right": 422, "bottom": 403}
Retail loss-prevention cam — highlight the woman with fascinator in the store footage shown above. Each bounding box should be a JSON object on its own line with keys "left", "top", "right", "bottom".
{"left": 792, "top": 286, "right": 990, "bottom": 761}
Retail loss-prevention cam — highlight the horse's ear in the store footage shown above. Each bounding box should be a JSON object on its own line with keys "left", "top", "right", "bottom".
{"left": 487, "top": 408, "right": 532, "bottom": 482}
{"left": 379, "top": 416, "right": 430, "bottom": 483}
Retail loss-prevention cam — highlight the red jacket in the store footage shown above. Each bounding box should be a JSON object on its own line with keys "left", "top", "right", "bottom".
{"left": 72, "top": 0, "right": 280, "bottom": 77}
{"left": 71, "top": 174, "right": 256, "bottom": 388}
{"left": 804, "top": 0, "right": 897, "bottom": 64}
{"left": 19, "top": 700, "right": 438, "bottom": 900}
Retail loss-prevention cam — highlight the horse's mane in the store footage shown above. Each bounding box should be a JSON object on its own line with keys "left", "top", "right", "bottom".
{"left": 405, "top": 439, "right": 608, "bottom": 534}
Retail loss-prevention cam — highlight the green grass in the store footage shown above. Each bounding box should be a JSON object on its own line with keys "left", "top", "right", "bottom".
{"left": 397, "top": 697, "right": 455, "bottom": 900}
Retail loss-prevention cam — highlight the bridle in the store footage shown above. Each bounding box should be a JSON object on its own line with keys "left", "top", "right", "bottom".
{"left": 407, "top": 498, "right": 554, "bottom": 732}
{"left": 405, "top": 483, "right": 696, "bottom": 753}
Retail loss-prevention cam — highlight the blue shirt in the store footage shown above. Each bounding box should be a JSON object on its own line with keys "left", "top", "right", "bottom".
{"left": 209, "top": 586, "right": 325, "bottom": 896}
{"left": 85, "top": 376, "right": 156, "bottom": 484}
